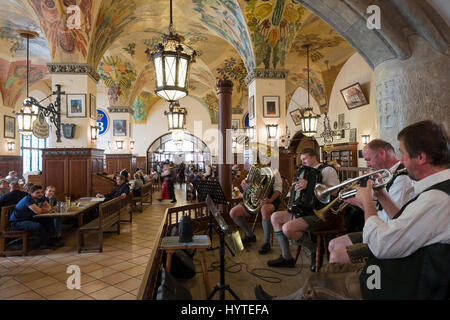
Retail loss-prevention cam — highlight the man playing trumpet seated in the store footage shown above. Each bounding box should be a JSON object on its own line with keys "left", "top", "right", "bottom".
{"left": 229, "top": 166, "right": 282, "bottom": 254}
{"left": 268, "top": 148, "right": 340, "bottom": 269}
{"left": 328, "top": 139, "right": 414, "bottom": 264}
{"left": 255, "top": 120, "right": 450, "bottom": 300}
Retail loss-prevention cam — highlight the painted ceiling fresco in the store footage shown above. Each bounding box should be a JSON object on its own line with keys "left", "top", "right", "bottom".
{"left": 0, "top": 0, "right": 355, "bottom": 117}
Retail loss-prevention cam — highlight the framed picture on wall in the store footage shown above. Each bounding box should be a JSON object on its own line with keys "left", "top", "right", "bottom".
{"left": 350, "top": 128, "right": 357, "bottom": 142}
{"left": 89, "top": 94, "right": 97, "bottom": 120}
{"left": 263, "top": 96, "right": 280, "bottom": 118}
{"left": 290, "top": 109, "right": 302, "bottom": 126}
{"left": 4, "top": 115, "right": 15, "bottom": 138}
{"left": 340, "top": 82, "right": 368, "bottom": 110}
{"left": 113, "top": 120, "right": 127, "bottom": 136}
{"left": 231, "top": 119, "right": 239, "bottom": 130}
{"left": 249, "top": 95, "right": 255, "bottom": 119}
{"left": 66, "top": 94, "right": 86, "bottom": 118}
{"left": 338, "top": 113, "right": 345, "bottom": 129}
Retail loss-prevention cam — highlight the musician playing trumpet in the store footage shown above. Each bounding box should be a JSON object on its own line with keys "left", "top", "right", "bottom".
{"left": 328, "top": 139, "right": 414, "bottom": 264}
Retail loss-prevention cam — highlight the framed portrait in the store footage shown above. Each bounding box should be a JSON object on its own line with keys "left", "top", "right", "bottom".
{"left": 89, "top": 94, "right": 97, "bottom": 120}
{"left": 340, "top": 82, "right": 368, "bottom": 110}
{"left": 263, "top": 96, "right": 280, "bottom": 118}
{"left": 249, "top": 95, "right": 255, "bottom": 119}
{"left": 231, "top": 119, "right": 240, "bottom": 130}
{"left": 4, "top": 115, "right": 15, "bottom": 138}
{"left": 66, "top": 94, "right": 86, "bottom": 118}
{"left": 290, "top": 108, "right": 302, "bottom": 126}
{"left": 350, "top": 128, "right": 357, "bottom": 142}
{"left": 344, "top": 122, "right": 350, "bottom": 130}
{"left": 338, "top": 113, "right": 345, "bottom": 129}
{"left": 113, "top": 120, "right": 127, "bottom": 136}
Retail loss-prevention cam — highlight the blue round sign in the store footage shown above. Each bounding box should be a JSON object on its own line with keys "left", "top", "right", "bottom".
{"left": 97, "top": 109, "right": 109, "bottom": 135}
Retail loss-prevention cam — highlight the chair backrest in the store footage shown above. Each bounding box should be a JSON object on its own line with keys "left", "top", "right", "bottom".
{"left": 1, "top": 205, "right": 15, "bottom": 233}
{"left": 142, "top": 182, "right": 152, "bottom": 195}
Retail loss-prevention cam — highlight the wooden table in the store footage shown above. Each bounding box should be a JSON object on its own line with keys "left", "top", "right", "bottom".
{"left": 160, "top": 235, "right": 211, "bottom": 297}
{"left": 34, "top": 197, "right": 103, "bottom": 227}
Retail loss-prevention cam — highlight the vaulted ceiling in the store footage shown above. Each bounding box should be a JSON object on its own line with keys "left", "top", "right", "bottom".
{"left": 0, "top": 0, "right": 355, "bottom": 123}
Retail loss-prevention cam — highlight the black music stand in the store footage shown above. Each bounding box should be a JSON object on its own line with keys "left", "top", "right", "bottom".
{"left": 197, "top": 180, "right": 240, "bottom": 300}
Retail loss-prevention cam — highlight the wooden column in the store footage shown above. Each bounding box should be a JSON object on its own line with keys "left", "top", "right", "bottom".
{"left": 217, "top": 79, "right": 233, "bottom": 200}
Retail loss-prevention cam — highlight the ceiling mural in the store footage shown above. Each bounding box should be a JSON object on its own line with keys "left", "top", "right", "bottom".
{"left": 243, "top": 0, "right": 305, "bottom": 69}
{"left": 0, "top": 0, "right": 356, "bottom": 121}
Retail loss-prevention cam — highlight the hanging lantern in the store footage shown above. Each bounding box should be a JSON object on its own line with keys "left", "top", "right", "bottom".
{"left": 165, "top": 101, "right": 186, "bottom": 131}
{"left": 116, "top": 140, "right": 124, "bottom": 150}
{"left": 300, "top": 44, "right": 320, "bottom": 138}
{"left": 146, "top": 0, "right": 196, "bottom": 102}
{"left": 17, "top": 99, "right": 37, "bottom": 136}
{"left": 266, "top": 124, "right": 278, "bottom": 140}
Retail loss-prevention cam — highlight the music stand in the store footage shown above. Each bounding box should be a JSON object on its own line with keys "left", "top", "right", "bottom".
{"left": 197, "top": 180, "right": 240, "bottom": 300}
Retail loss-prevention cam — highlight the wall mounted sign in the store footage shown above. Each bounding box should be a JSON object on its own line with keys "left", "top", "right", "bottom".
{"left": 32, "top": 110, "right": 49, "bottom": 139}
{"left": 97, "top": 109, "right": 109, "bottom": 136}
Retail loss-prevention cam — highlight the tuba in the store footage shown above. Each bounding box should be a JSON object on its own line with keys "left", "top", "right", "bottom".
{"left": 243, "top": 165, "right": 275, "bottom": 215}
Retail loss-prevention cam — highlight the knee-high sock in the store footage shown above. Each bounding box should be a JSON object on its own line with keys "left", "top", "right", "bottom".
{"left": 262, "top": 219, "right": 272, "bottom": 244}
{"left": 275, "top": 231, "right": 292, "bottom": 259}
{"left": 235, "top": 216, "right": 253, "bottom": 237}
{"left": 298, "top": 233, "right": 316, "bottom": 254}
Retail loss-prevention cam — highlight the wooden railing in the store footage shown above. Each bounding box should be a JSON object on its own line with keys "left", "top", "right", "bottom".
{"left": 137, "top": 197, "right": 243, "bottom": 300}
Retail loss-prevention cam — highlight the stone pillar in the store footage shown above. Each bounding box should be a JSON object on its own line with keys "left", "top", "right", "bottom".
{"left": 217, "top": 79, "right": 233, "bottom": 199}
{"left": 245, "top": 69, "right": 289, "bottom": 146}
{"left": 47, "top": 63, "right": 100, "bottom": 148}
{"left": 106, "top": 106, "right": 134, "bottom": 154}
{"left": 375, "top": 36, "right": 450, "bottom": 151}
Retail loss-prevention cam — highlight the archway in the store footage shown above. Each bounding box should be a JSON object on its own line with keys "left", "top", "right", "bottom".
{"left": 146, "top": 132, "right": 211, "bottom": 172}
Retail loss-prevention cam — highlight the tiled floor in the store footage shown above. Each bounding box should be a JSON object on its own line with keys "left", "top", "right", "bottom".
{"left": 0, "top": 186, "right": 186, "bottom": 300}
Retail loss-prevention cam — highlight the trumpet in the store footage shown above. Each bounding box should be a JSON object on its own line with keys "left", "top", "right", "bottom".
{"left": 313, "top": 195, "right": 350, "bottom": 221}
{"left": 314, "top": 168, "right": 398, "bottom": 204}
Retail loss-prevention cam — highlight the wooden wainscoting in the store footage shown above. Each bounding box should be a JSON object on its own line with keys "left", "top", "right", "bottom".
{"left": 105, "top": 154, "right": 137, "bottom": 175}
{"left": 0, "top": 155, "right": 23, "bottom": 178}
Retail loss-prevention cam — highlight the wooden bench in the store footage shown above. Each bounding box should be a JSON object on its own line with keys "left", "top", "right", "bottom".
{"left": 132, "top": 182, "right": 153, "bottom": 212}
{"left": 120, "top": 192, "right": 133, "bottom": 223}
{"left": 77, "top": 196, "right": 122, "bottom": 253}
{"left": 0, "top": 205, "right": 30, "bottom": 256}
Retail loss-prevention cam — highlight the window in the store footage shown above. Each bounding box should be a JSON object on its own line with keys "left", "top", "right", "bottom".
{"left": 21, "top": 134, "right": 48, "bottom": 173}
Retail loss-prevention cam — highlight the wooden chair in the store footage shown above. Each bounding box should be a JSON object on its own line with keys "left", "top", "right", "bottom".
{"left": 186, "top": 183, "right": 194, "bottom": 202}
{"left": 0, "top": 205, "right": 30, "bottom": 256}
{"left": 132, "top": 182, "right": 153, "bottom": 212}
{"left": 294, "top": 214, "right": 347, "bottom": 272}
{"left": 78, "top": 197, "right": 122, "bottom": 253}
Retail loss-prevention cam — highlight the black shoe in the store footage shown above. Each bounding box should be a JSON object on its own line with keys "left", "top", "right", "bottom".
{"left": 310, "top": 248, "right": 324, "bottom": 272}
{"left": 170, "top": 199, "right": 177, "bottom": 203}
{"left": 241, "top": 234, "right": 256, "bottom": 244}
{"left": 267, "top": 255, "right": 295, "bottom": 268}
{"left": 258, "top": 242, "right": 271, "bottom": 255}
{"left": 157, "top": 198, "right": 162, "bottom": 202}
{"left": 254, "top": 285, "right": 274, "bottom": 300}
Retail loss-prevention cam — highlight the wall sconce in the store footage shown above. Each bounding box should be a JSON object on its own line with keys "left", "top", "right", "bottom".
{"left": 108, "top": 141, "right": 112, "bottom": 149}
{"left": 7, "top": 141, "right": 15, "bottom": 151}
{"left": 362, "top": 135, "right": 370, "bottom": 145}
{"left": 232, "top": 136, "right": 237, "bottom": 153}
{"left": 90, "top": 125, "right": 98, "bottom": 140}
{"left": 266, "top": 124, "right": 278, "bottom": 140}
{"left": 116, "top": 140, "right": 124, "bottom": 150}
{"left": 130, "top": 141, "right": 135, "bottom": 149}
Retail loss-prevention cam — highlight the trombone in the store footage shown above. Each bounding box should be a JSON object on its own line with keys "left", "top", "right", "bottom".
{"left": 314, "top": 168, "right": 399, "bottom": 204}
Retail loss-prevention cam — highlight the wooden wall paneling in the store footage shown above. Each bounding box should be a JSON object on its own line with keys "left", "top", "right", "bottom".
{"left": 45, "top": 159, "right": 66, "bottom": 200}
{"left": 68, "top": 159, "right": 89, "bottom": 200}
{"left": 0, "top": 156, "right": 23, "bottom": 178}
{"left": 136, "top": 156, "right": 146, "bottom": 171}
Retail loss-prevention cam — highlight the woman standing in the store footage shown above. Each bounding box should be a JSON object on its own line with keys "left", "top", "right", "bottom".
{"left": 158, "top": 164, "right": 171, "bottom": 201}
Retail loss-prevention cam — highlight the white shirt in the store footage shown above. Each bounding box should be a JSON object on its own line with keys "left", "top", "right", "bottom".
{"left": 377, "top": 162, "right": 415, "bottom": 222}
{"left": 363, "top": 168, "right": 450, "bottom": 259}
{"left": 314, "top": 164, "right": 340, "bottom": 187}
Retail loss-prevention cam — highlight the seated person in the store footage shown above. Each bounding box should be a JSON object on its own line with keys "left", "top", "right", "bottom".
{"left": 23, "top": 182, "right": 34, "bottom": 194}
{"left": 9, "top": 185, "right": 63, "bottom": 250}
{"left": 96, "top": 174, "right": 130, "bottom": 200}
{"left": 255, "top": 120, "right": 450, "bottom": 300}
{"left": 0, "top": 179, "right": 9, "bottom": 196}
{"left": 0, "top": 181, "right": 28, "bottom": 209}
{"left": 229, "top": 166, "right": 282, "bottom": 254}
{"left": 131, "top": 172, "right": 143, "bottom": 197}
{"left": 5, "top": 171, "right": 19, "bottom": 183}
{"left": 268, "top": 148, "right": 340, "bottom": 269}
{"left": 328, "top": 139, "right": 414, "bottom": 264}
{"left": 120, "top": 169, "right": 129, "bottom": 182}
{"left": 44, "top": 185, "right": 62, "bottom": 241}
{"left": 150, "top": 168, "right": 159, "bottom": 183}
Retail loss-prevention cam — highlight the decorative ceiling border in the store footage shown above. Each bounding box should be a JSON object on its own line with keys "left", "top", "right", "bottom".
{"left": 107, "top": 106, "right": 134, "bottom": 114}
{"left": 47, "top": 63, "right": 100, "bottom": 82}
{"left": 245, "top": 68, "right": 289, "bottom": 85}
